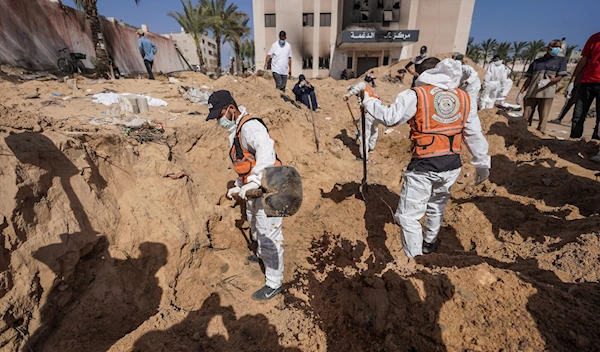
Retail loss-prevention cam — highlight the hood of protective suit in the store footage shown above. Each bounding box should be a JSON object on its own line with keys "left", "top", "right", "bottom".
{"left": 415, "top": 58, "right": 462, "bottom": 90}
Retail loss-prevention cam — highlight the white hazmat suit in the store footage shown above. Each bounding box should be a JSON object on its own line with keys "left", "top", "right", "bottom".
{"left": 480, "top": 61, "right": 510, "bottom": 109}
{"left": 359, "top": 59, "right": 491, "bottom": 257}
{"left": 460, "top": 64, "right": 482, "bottom": 110}
{"left": 346, "top": 86, "right": 380, "bottom": 159}
{"left": 228, "top": 107, "right": 284, "bottom": 289}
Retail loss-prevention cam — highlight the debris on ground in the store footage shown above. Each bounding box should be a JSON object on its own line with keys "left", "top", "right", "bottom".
{"left": 179, "top": 85, "right": 210, "bottom": 105}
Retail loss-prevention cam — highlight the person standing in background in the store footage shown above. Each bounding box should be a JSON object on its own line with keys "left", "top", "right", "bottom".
{"left": 265, "top": 31, "right": 292, "bottom": 92}
{"left": 137, "top": 29, "right": 157, "bottom": 80}
{"left": 568, "top": 32, "right": 600, "bottom": 140}
{"left": 517, "top": 40, "right": 568, "bottom": 133}
{"left": 480, "top": 55, "right": 509, "bottom": 109}
{"left": 453, "top": 54, "right": 481, "bottom": 108}
{"left": 405, "top": 46, "right": 428, "bottom": 88}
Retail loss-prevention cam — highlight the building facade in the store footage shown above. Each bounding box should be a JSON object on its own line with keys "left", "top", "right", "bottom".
{"left": 252, "top": 0, "right": 476, "bottom": 79}
{"left": 165, "top": 30, "right": 219, "bottom": 70}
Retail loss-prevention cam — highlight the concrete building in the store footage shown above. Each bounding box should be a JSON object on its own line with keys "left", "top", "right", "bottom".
{"left": 252, "top": 0, "right": 476, "bottom": 79}
{"left": 166, "top": 30, "right": 219, "bottom": 70}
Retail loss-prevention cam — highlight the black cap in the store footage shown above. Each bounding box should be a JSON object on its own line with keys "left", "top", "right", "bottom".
{"left": 454, "top": 54, "right": 464, "bottom": 61}
{"left": 420, "top": 45, "right": 427, "bottom": 53}
{"left": 279, "top": 30, "right": 286, "bottom": 37}
{"left": 206, "top": 90, "right": 235, "bottom": 121}
{"left": 492, "top": 55, "right": 501, "bottom": 61}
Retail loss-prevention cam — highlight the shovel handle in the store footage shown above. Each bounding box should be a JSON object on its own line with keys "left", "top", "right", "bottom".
{"left": 232, "top": 189, "right": 264, "bottom": 199}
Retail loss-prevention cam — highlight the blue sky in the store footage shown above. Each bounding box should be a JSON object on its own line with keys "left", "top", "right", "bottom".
{"left": 66, "top": 0, "right": 598, "bottom": 63}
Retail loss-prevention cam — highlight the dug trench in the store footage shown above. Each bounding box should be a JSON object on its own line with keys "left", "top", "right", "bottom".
{"left": 0, "top": 69, "right": 599, "bottom": 351}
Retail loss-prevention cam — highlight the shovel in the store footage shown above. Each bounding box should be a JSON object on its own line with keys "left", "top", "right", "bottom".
{"left": 236, "top": 166, "right": 303, "bottom": 217}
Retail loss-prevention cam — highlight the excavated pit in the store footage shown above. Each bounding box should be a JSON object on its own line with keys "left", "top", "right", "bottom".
{"left": 0, "top": 65, "right": 599, "bottom": 351}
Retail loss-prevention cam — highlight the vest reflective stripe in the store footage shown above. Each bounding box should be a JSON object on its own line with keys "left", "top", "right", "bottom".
{"left": 410, "top": 85, "right": 469, "bottom": 159}
{"left": 229, "top": 115, "right": 281, "bottom": 183}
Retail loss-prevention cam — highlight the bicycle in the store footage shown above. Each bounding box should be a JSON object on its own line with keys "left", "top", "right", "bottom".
{"left": 57, "top": 48, "right": 87, "bottom": 74}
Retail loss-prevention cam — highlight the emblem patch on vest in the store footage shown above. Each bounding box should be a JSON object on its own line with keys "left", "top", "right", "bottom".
{"left": 432, "top": 91, "right": 461, "bottom": 124}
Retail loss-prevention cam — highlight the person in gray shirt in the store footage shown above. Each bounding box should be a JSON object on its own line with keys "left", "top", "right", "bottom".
{"left": 517, "top": 39, "right": 568, "bottom": 133}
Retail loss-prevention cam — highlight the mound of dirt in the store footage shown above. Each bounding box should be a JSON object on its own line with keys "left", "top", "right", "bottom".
{"left": 0, "top": 68, "right": 599, "bottom": 352}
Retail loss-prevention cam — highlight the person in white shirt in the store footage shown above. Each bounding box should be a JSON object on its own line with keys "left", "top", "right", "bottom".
{"left": 265, "top": 31, "right": 292, "bottom": 92}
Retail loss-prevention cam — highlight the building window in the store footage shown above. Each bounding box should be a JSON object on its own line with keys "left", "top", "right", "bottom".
{"left": 378, "top": 0, "right": 384, "bottom": 9}
{"left": 303, "top": 13, "right": 314, "bottom": 27}
{"left": 302, "top": 57, "right": 313, "bottom": 69}
{"left": 320, "top": 13, "right": 331, "bottom": 27}
{"left": 347, "top": 57, "right": 353, "bottom": 69}
{"left": 202, "top": 39, "right": 205, "bottom": 44}
{"left": 209, "top": 50, "right": 214, "bottom": 56}
{"left": 319, "top": 56, "right": 330, "bottom": 69}
{"left": 383, "top": 56, "right": 389, "bottom": 65}
{"left": 265, "top": 14, "right": 276, "bottom": 27}
{"left": 361, "top": 11, "right": 369, "bottom": 21}
{"left": 383, "top": 10, "right": 393, "bottom": 21}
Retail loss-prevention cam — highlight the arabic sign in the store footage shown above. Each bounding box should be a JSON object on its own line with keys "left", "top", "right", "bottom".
{"left": 341, "top": 30, "right": 419, "bottom": 43}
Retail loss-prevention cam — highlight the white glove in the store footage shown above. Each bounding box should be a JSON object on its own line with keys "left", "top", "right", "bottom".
{"left": 239, "top": 175, "right": 261, "bottom": 200}
{"left": 227, "top": 186, "right": 241, "bottom": 199}
{"left": 566, "top": 82, "right": 574, "bottom": 98}
{"left": 537, "top": 79, "right": 551, "bottom": 89}
{"left": 346, "top": 82, "right": 367, "bottom": 98}
{"left": 475, "top": 168, "right": 490, "bottom": 185}
{"left": 516, "top": 92, "right": 522, "bottom": 105}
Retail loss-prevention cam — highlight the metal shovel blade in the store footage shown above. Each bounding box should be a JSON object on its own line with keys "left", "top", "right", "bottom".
{"left": 260, "top": 166, "right": 303, "bottom": 217}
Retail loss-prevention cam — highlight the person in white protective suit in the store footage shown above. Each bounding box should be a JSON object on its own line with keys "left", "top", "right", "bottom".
{"left": 206, "top": 90, "right": 284, "bottom": 301}
{"left": 344, "top": 85, "right": 380, "bottom": 160}
{"left": 347, "top": 58, "right": 491, "bottom": 258}
{"left": 480, "top": 55, "right": 510, "bottom": 109}
{"left": 453, "top": 54, "right": 482, "bottom": 109}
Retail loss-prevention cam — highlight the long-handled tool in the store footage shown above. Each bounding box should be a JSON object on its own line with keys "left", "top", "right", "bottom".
{"left": 345, "top": 100, "right": 360, "bottom": 137}
{"left": 234, "top": 166, "right": 303, "bottom": 217}
{"left": 360, "top": 103, "right": 368, "bottom": 196}
{"left": 308, "top": 99, "right": 321, "bottom": 154}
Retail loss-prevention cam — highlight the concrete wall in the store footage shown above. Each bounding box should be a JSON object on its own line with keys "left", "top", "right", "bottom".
{"left": 0, "top": 0, "right": 186, "bottom": 74}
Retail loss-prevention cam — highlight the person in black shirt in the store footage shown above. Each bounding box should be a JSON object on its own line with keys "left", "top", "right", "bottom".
{"left": 405, "top": 45, "right": 428, "bottom": 87}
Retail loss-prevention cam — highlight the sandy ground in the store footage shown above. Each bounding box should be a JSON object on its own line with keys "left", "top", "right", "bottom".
{"left": 0, "top": 63, "right": 599, "bottom": 352}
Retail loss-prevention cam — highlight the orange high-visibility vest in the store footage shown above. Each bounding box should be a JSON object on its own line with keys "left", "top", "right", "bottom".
{"left": 409, "top": 85, "right": 470, "bottom": 159}
{"left": 229, "top": 115, "right": 282, "bottom": 183}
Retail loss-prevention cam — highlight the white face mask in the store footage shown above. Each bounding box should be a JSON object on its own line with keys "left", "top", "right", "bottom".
{"left": 493, "top": 60, "right": 503, "bottom": 66}
{"left": 218, "top": 107, "right": 237, "bottom": 132}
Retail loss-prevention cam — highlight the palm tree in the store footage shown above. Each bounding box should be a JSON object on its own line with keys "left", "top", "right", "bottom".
{"left": 565, "top": 45, "right": 578, "bottom": 62}
{"left": 74, "top": 0, "right": 140, "bottom": 74}
{"left": 481, "top": 38, "right": 497, "bottom": 68}
{"left": 202, "top": 0, "right": 241, "bottom": 72}
{"left": 240, "top": 39, "right": 255, "bottom": 71}
{"left": 169, "top": 0, "right": 209, "bottom": 72}
{"left": 510, "top": 41, "right": 527, "bottom": 73}
{"left": 224, "top": 15, "right": 250, "bottom": 74}
{"left": 495, "top": 42, "right": 512, "bottom": 62}
{"left": 518, "top": 40, "right": 546, "bottom": 85}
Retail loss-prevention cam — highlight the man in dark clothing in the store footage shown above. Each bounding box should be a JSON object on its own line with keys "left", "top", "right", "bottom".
{"left": 549, "top": 75, "right": 581, "bottom": 124}
{"left": 405, "top": 45, "right": 428, "bottom": 87}
{"left": 569, "top": 32, "right": 600, "bottom": 139}
{"left": 365, "top": 70, "right": 376, "bottom": 87}
{"left": 292, "top": 75, "right": 318, "bottom": 110}
{"left": 137, "top": 29, "right": 158, "bottom": 80}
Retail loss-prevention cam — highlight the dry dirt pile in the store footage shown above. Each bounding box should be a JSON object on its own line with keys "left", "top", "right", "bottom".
{"left": 0, "top": 70, "right": 598, "bottom": 352}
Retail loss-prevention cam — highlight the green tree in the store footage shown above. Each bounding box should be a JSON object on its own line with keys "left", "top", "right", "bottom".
{"left": 225, "top": 15, "right": 250, "bottom": 74}
{"left": 73, "top": 0, "right": 141, "bottom": 75}
{"left": 240, "top": 39, "right": 255, "bottom": 70}
{"left": 495, "top": 42, "right": 512, "bottom": 62}
{"left": 168, "top": 0, "right": 209, "bottom": 72}
{"left": 510, "top": 41, "right": 528, "bottom": 73}
{"left": 202, "top": 0, "right": 243, "bottom": 72}
{"left": 481, "top": 38, "right": 498, "bottom": 68}
{"left": 565, "top": 44, "right": 578, "bottom": 62}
